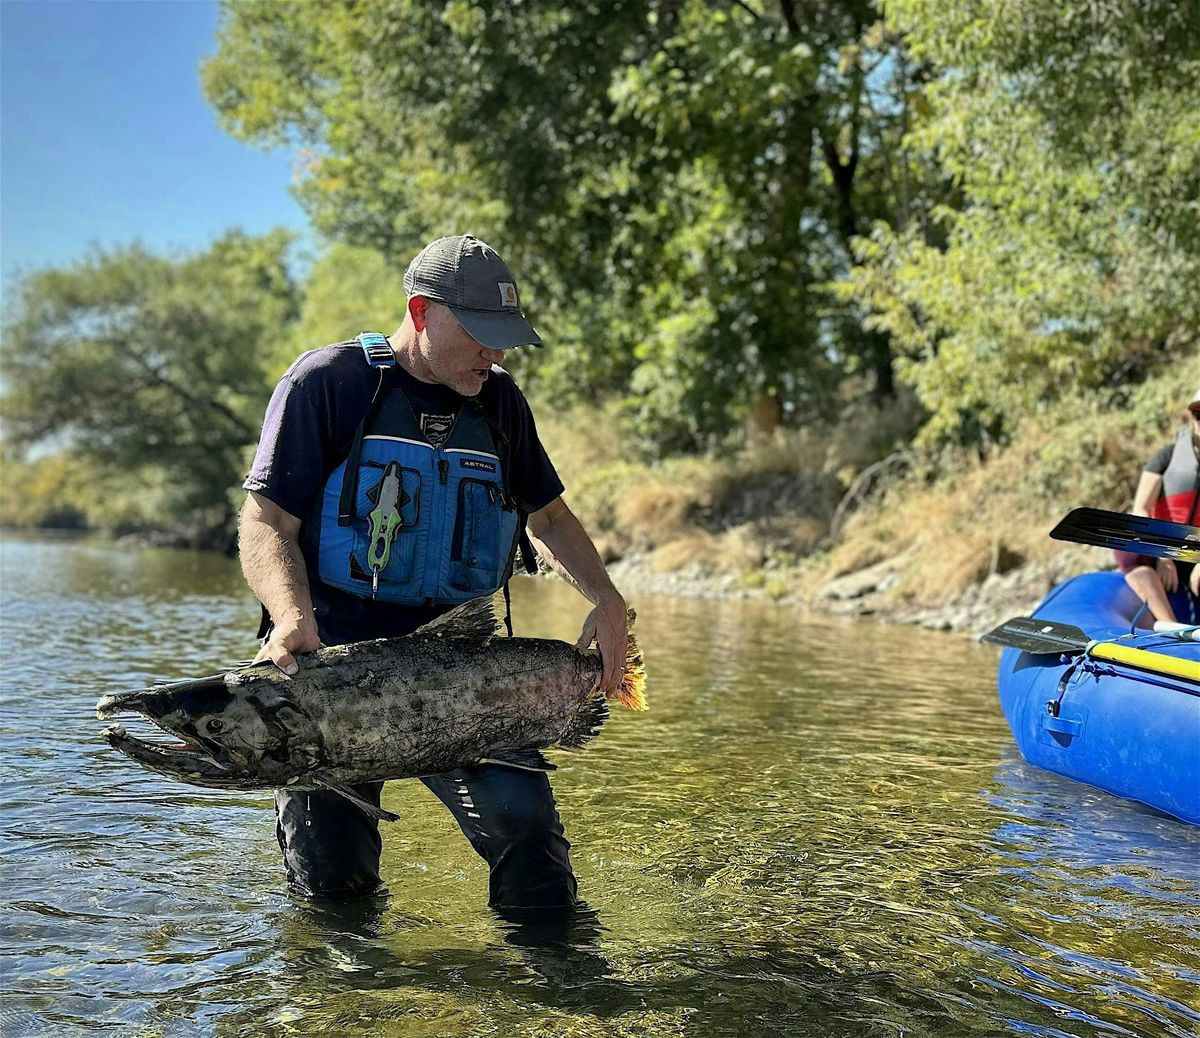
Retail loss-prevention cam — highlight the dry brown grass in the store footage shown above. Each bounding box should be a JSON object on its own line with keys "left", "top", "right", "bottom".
{"left": 646, "top": 524, "right": 768, "bottom": 576}
{"left": 646, "top": 532, "right": 723, "bottom": 574}
{"left": 531, "top": 366, "right": 1193, "bottom": 605}
{"left": 614, "top": 483, "right": 705, "bottom": 550}
{"left": 805, "top": 365, "right": 1195, "bottom": 607}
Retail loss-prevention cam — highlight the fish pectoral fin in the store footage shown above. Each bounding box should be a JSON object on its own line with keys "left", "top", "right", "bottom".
{"left": 309, "top": 773, "right": 400, "bottom": 823}
{"left": 479, "top": 748, "right": 557, "bottom": 773}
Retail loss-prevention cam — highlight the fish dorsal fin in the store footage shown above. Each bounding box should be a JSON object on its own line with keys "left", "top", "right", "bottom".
{"left": 412, "top": 594, "right": 503, "bottom": 644}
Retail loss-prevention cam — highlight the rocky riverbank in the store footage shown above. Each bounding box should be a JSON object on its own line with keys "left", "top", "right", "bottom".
{"left": 606, "top": 544, "right": 1104, "bottom": 639}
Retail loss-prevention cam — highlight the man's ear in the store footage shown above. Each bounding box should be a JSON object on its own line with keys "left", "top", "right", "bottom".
{"left": 409, "top": 295, "right": 429, "bottom": 333}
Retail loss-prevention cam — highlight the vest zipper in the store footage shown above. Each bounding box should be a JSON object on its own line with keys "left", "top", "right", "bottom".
{"left": 438, "top": 459, "right": 449, "bottom": 485}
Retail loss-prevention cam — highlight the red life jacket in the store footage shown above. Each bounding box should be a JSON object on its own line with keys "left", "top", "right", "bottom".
{"left": 1151, "top": 428, "right": 1200, "bottom": 525}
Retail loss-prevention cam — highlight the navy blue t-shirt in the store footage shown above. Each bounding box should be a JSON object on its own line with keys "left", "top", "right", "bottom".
{"left": 244, "top": 342, "right": 563, "bottom": 643}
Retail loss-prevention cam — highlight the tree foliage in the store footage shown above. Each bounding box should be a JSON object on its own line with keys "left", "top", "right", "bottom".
{"left": 846, "top": 0, "right": 1200, "bottom": 447}
{"left": 203, "top": 0, "right": 924, "bottom": 450}
{"left": 1, "top": 230, "right": 299, "bottom": 533}
{"left": 277, "top": 242, "right": 409, "bottom": 376}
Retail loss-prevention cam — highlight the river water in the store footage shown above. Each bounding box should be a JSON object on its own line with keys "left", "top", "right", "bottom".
{"left": 1, "top": 533, "right": 1197, "bottom": 1038}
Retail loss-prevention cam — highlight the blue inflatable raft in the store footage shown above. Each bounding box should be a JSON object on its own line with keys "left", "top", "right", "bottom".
{"left": 996, "top": 572, "right": 1200, "bottom": 824}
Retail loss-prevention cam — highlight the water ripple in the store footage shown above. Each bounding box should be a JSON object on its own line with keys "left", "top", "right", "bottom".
{"left": 1, "top": 534, "right": 1198, "bottom": 1037}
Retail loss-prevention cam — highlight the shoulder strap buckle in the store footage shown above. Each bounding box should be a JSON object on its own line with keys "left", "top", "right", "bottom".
{"left": 356, "top": 332, "right": 395, "bottom": 369}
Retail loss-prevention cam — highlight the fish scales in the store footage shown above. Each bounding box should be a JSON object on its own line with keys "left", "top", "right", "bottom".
{"left": 283, "top": 636, "right": 598, "bottom": 780}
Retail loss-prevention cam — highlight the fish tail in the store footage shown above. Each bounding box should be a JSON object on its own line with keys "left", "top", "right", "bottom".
{"left": 613, "top": 609, "right": 647, "bottom": 712}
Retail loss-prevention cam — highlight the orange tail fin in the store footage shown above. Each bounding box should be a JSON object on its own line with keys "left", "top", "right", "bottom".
{"left": 612, "top": 609, "right": 647, "bottom": 711}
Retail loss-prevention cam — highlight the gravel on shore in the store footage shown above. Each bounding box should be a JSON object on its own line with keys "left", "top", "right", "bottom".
{"left": 604, "top": 545, "right": 1106, "bottom": 640}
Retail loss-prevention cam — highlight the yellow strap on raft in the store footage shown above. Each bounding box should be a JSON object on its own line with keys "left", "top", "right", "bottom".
{"left": 1090, "top": 642, "right": 1200, "bottom": 683}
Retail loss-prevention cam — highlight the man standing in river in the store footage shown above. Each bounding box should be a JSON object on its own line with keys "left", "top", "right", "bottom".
{"left": 237, "top": 234, "right": 627, "bottom": 906}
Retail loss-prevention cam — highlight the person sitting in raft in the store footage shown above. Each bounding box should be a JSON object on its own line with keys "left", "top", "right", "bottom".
{"left": 1115, "top": 390, "right": 1200, "bottom": 624}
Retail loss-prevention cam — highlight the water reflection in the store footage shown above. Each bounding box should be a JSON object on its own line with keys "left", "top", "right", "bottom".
{"left": 2, "top": 533, "right": 1198, "bottom": 1037}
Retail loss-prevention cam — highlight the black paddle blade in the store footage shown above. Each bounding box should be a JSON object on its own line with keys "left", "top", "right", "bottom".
{"left": 980, "top": 616, "right": 1091, "bottom": 655}
{"left": 1050, "top": 507, "right": 1200, "bottom": 563}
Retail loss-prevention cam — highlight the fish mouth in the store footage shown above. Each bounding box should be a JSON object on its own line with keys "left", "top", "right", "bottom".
{"left": 97, "top": 690, "right": 234, "bottom": 786}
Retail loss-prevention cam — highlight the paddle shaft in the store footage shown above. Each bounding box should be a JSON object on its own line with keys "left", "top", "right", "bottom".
{"left": 982, "top": 617, "right": 1200, "bottom": 683}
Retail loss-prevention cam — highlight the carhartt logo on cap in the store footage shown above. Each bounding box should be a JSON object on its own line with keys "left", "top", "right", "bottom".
{"left": 498, "top": 282, "right": 518, "bottom": 309}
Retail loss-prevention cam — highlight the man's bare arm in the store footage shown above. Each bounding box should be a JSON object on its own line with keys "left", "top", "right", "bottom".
{"left": 239, "top": 491, "right": 319, "bottom": 674}
{"left": 527, "top": 496, "right": 627, "bottom": 695}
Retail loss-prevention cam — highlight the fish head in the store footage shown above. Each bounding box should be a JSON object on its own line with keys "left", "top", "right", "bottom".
{"left": 97, "top": 671, "right": 322, "bottom": 788}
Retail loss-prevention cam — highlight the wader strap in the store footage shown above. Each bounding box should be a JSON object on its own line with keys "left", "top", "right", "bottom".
{"left": 337, "top": 415, "right": 369, "bottom": 527}
{"left": 518, "top": 522, "right": 539, "bottom": 575}
{"left": 356, "top": 331, "right": 395, "bottom": 369}
{"left": 502, "top": 582, "right": 514, "bottom": 638}
{"left": 338, "top": 339, "right": 395, "bottom": 526}
{"left": 468, "top": 398, "right": 510, "bottom": 451}
{"left": 256, "top": 603, "right": 272, "bottom": 641}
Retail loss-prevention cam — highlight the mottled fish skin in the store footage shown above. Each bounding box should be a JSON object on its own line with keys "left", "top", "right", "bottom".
{"left": 294, "top": 635, "right": 600, "bottom": 781}
{"left": 96, "top": 596, "right": 645, "bottom": 802}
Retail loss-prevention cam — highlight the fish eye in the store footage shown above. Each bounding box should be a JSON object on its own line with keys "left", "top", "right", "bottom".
{"left": 206, "top": 719, "right": 225, "bottom": 733}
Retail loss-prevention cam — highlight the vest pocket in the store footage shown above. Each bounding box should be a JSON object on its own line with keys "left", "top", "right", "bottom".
{"left": 449, "top": 478, "right": 505, "bottom": 591}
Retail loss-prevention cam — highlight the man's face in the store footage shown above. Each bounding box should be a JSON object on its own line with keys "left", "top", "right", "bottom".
{"left": 421, "top": 303, "right": 506, "bottom": 396}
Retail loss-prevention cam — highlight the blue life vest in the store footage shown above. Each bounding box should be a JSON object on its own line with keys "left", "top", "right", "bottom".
{"left": 314, "top": 334, "right": 522, "bottom": 606}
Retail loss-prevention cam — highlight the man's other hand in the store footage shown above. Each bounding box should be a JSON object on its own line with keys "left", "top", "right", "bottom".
{"left": 1157, "top": 557, "right": 1179, "bottom": 593}
{"left": 575, "top": 595, "right": 628, "bottom": 696}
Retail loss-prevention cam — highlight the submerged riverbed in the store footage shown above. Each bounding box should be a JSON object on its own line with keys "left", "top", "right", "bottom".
{"left": 1, "top": 533, "right": 1198, "bottom": 1038}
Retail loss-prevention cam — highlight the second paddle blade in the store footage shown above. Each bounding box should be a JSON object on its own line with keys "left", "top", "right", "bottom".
{"left": 980, "top": 616, "right": 1090, "bottom": 655}
{"left": 1050, "top": 507, "right": 1200, "bottom": 563}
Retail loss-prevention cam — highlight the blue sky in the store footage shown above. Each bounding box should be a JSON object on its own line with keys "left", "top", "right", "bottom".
{"left": 1, "top": 0, "right": 309, "bottom": 293}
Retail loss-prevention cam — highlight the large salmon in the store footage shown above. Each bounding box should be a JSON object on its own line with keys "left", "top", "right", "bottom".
{"left": 96, "top": 597, "right": 645, "bottom": 821}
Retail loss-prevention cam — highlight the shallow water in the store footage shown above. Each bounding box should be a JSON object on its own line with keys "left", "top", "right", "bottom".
{"left": 1, "top": 533, "right": 1197, "bottom": 1038}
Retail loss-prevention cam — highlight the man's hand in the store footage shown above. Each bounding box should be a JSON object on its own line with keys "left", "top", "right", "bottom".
{"left": 1191, "top": 564, "right": 1200, "bottom": 598}
{"left": 576, "top": 595, "right": 628, "bottom": 696}
{"left": 529, "top": 497, "right": 629, "bottom": 695}
{"left": 240, "top": 493, "right": 319, "bottom": 676}
{"left": 253, "top": 610, "right": 319, "bottom": 676}
{"left": 1157, "top": 557, "right": 1179, "bottom": 593}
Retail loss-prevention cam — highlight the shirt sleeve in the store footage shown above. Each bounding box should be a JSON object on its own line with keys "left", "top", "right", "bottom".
{"left": 243, "top": 370, "right": 347, "bottom": 520}
{"left": 501, "top": 382, "right": 564, "bottom": 514}
{"left": 1144, "top": 443, "right": 1174, "bottom": 476}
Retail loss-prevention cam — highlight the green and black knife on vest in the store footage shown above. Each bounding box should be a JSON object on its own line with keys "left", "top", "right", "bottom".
{"left": 366, "top": 461, "right": 410, "bottom": 598}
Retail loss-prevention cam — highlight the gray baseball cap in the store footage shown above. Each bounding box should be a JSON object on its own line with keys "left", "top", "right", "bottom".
{"left": 403, "top": 234, "right": 542, "bottom": 349}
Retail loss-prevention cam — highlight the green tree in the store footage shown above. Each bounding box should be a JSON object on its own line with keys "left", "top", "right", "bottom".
{"left": 203, "top": 0, "right": 921, "bottom": 451}
{"left": 280, "top": 243, "right": 408, "bottom": 376}
{"left": 1, "top": 230, "right": 300, "bottom": 540}
{"left": 845, "top": 0, "right": 1200, "bottom": 447}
